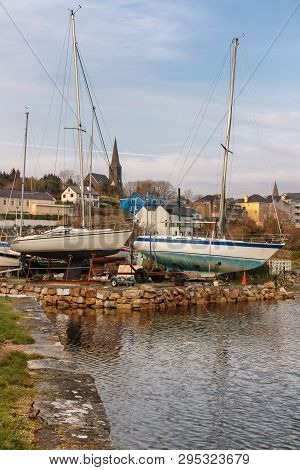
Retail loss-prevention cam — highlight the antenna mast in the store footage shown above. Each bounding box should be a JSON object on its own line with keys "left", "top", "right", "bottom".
{"left": 218, "top": 37, "right": 238, "bottom": 238}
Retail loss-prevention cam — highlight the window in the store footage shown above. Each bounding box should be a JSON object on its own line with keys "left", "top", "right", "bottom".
{"left": 11, "top": 199, "right": 14, "bottom": 206}
{"left": 26, "top": 200, "right": 29, "bottom": 206}
{"left": 62, "top": 194, "right": 66, "bottom": 199}
{"left": 70, "top": 193, "right": 73, "bottom": 198}
{"left": 3, "top": 199, "right": 6, "bottom": 205}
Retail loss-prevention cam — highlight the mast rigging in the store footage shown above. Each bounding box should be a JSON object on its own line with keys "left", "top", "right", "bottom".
{"left": 217, "top": 37, "right": 238, "bottom": 238}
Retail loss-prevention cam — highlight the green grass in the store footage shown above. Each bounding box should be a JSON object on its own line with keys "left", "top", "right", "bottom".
{"left": 0, "top": 298, "right": 34, "bottom": 346}
{"left": 0, "top": 299, "right": 38, "bottom": 449}
{"left": 0, "top": 351, "right": 39, "bottom": 449}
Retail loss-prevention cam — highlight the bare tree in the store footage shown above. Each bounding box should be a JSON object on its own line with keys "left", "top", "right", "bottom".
{"left": 183, "top": 189, "right": 194, "bottom": 202}
{"left": 59, "top": 169, "right": 76, "bottom": 188}
{"left": 123, "top": 179, "right": 176, "bottom": 199}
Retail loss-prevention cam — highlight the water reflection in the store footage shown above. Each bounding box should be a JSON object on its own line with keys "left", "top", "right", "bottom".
{"left": 48, "top": 300, "right": 300, "bottom": 449}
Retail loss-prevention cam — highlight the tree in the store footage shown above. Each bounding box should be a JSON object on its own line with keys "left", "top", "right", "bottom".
{"left": 183, "top": 189, "right": 194, "bottom": 202}
{"left": 59, "top": 169, "right": 76, "bottom": 188}
{"left": 123, "top": 180, "right": 176, "bottom": 199}
{"left": 39, "top": 173, "right": 62, "bottom": 198}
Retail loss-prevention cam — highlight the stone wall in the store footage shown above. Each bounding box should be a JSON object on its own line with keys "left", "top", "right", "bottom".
{"left": 0, "top": 281, "right": 295, "bottom": 313}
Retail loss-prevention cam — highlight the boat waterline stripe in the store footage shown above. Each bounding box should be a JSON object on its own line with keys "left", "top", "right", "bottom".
{"left": 136, "top": 237, "right": 283, "bottom": 249}
{"left": 140, "top": 250, "right": 265, "bottom": 262}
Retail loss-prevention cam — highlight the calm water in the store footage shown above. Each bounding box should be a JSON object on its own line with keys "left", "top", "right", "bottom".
{"left": 49, "top": 299, "right": 300, "bottom": 449}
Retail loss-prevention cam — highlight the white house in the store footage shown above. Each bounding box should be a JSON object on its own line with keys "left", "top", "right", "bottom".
{"left": 134, "top": 202, "right": 202, "bottom": 236}
{"left": 61, "top": 185, "right": 100, "bottom": 207}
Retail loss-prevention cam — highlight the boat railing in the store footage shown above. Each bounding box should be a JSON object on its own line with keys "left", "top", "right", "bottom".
{"left": 226, "top": 233, "right": 288, "bottom": 244}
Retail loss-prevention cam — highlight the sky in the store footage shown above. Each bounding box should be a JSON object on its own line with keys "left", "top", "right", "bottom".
{"left": 0, "top": 0, "right": 300, "bottom": 197}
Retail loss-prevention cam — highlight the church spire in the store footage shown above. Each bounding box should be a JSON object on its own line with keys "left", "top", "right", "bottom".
{"left": 109, "top": 137, "right": 123, "bottom": 194}
{"left": 111, "top": 138, "right": 120, "bottom": 167}
{"left": 272, "top": 181, "right": 279, "bottom": 198}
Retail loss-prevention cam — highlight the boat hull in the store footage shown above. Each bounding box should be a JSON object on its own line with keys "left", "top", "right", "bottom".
{"left": 0, "top": 251, "right": 20, "bottom": 270}
{"left": 134, "top": 236, "right": 284, "bottom": 274}
{"left": 11, "top": 229, "right": 132, "bottom": 261}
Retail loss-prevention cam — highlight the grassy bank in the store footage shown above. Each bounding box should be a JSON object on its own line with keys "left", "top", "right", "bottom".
{"left": 0, "top": 298, "right": 38, "bottom": 449}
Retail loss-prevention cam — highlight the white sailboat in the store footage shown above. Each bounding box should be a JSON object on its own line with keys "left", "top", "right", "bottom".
{"left": 134, "top": 38, "right": 284, "bottom": 274}
{"left": 0, "top": 241, "right": 20, "bottom": 270}
{"left": 11, "top": 9, "right": 131, "bottom": 261}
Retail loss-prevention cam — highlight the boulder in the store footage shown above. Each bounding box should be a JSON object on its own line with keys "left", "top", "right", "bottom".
{"left": 104, "top": 300, "right": 116, "bottom": 309}
{"left": 57, "top": 288, "right": 70, "bottom": 296}
{"left": 143, "top": 291, "right": 157, "bottom": 299}
{"left": 69, "top": 287, "right": 80, "bottom": 297}
{"left": 109, "top": 292, "right": 121, "bottom": 300}
{"left": 85, "top": 288, "right": 97, "bottom": 298}
{"left": 116, "top": 304, "right": 132, "bottom": 310}
{"left": 96, "top": 291, "right": 110, "bottom": 300}
{"left": 143, "top": 285, "right": 156, "bottom": 293}
{"left": 230, "top": 289, "right": 239, "bottom": 299}
{"left": 123, "top": 289, "right": 142, "bottom": 299}
{"left": 222, "top": 288, "right": 230, "bottom": 298}
{"left": 264, "top": 281, "right": 275, "bottom": 289}
{"left": 286, "top": 292, "right": 295, "bottom": 299}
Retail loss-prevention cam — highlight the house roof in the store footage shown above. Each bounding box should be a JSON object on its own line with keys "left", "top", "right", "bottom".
{"left": 243, "top": 194, "right": 267, "bottom": 203}
{"left": 195, "top": 194, "right": 221, "bottom": 203}
{"left": 67, "top": 185, "right": 99, "bottom": 196}
{"left": 164, "top": 204, "right": 196, "bottom": 217}
{"left": 283, "top": 192, "right": 300, "bottom": 201}
{"left": 85, "top": 173, "right": 109, "bottom": 185}
{"left": 265, "top": 195, "right": 281, "bottom": 203}
{"left": 0, "top": 189, "right": 55, "bottom": 201}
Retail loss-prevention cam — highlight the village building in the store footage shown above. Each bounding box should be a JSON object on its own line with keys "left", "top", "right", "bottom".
{"left": 193, "top": 195, "right": 246, "bottom": 222}
{"left": 83, "top": 138, "right": 123, "bottom": 196}
{"left": 236, "top": 195, "right": 269, "bottom": 225}
{"left": 120, "top": 193, "right": 166, "bottom": 215}
{"left": 83, "top": 173, "right": 109, "bottom": 194}
{"left": 281, "top": 193, "right": 300, "bottom": 227}
{"left": 134, "top": 201, "right": 202, "bottom": 236}
{"left": 61, "top": 185, "right": 100, "bottom": 207}
{"left": 193, "top": 195, "right": 220, "bottom": 220}
{"left": 0, "top": 189, "right": 69, "bottom": 217}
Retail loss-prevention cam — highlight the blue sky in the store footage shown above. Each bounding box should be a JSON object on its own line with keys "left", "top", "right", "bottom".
{"left": 0, "top": 0, "right": 300, "bottom": 196}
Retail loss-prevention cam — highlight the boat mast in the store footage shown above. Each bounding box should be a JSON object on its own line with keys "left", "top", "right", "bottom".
{"left": 88, "top": 108, "right": 95, "bottom": 229}
{"left": 217, "top": 37, "right": 238, "bottom": 238}
{"left": 70, "top": 7, "right": 85, "bottom": 228}
{"left": 20, "top": 109, "right": 29, "bottom": 237}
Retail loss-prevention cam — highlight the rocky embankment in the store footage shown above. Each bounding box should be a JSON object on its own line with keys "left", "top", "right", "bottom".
{"left": 0, "top": 281, "right": 295, "bottom": 312}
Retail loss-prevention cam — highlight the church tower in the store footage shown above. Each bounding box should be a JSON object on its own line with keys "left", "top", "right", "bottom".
{"left": 109, "top": 138, "right": 123, "bottom": 194}
{"left": 272, "top": 181, "right": 279, "bottom": 198}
